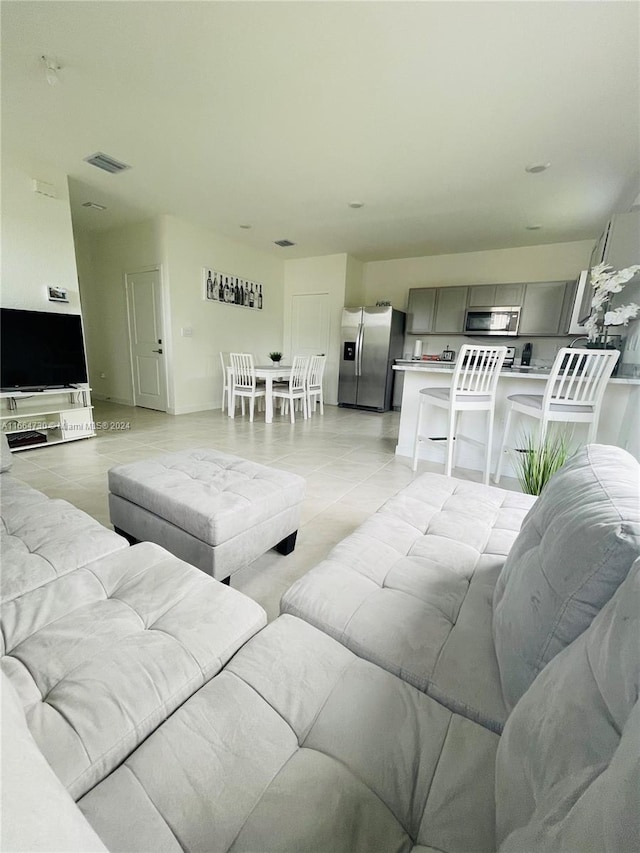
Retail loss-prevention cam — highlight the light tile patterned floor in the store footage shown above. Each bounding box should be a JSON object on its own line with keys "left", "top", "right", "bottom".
{"left": 9, "top": 401, "right": 520, "bottom": 620}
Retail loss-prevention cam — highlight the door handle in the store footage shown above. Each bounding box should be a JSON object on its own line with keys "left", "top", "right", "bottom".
{"left": 152, "top": 348, "right": 163, "bottom": 354}
{"left": 355, "top": 324, "right": 364, "bottom": 376}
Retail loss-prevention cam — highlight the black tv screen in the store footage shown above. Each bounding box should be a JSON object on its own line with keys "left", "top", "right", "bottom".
{"left": 1, "top": 308, "right": 88, "bottom": 390}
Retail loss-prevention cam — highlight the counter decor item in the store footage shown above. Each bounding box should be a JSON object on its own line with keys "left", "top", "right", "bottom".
{"left": 441, "top": 345, "right": 455, "bottom": 362}
{"left": 268, "top": 351, "right": 283, "bottom": 363}
{"left": 512, "top": 431, "right": 571, "bottom": 496}
{"left": 585, "top": 263, "right": 640, "bottom": 346}
{"left": 412, "top": 339, "right": 423, "bottom": 359}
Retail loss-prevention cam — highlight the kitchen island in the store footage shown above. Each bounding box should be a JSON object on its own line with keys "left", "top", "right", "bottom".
{"left": 394, "top": 361, "right": 640, "bottom": 478}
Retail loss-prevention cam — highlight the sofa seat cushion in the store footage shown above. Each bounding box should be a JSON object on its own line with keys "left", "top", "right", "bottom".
{"left": 493, "top": 444, "right": 640, "bottom": 711}
{"left": 0, "top": 542, "right": 266, "bottom": 799}
{"left": 1, "top": 475, "right": 128, "bottom": 603}
{"left": 281, "top": 473, "right": 535, "bottom": 731}
{"left": 79, "top": 615, "right": 500, "bottom": 853}
{"left": 496, "top": 558, "right": 640, "bottom": 852}
{"left": 1, "top": 672, "right": 107, "bottom": 853}
{"left": 108, "top": 448, "right": 306, "bottom": 546}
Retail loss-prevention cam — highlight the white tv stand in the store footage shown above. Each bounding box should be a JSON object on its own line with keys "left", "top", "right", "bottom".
{"left": 0, "top": 387, "right": 95, "bottom": 452}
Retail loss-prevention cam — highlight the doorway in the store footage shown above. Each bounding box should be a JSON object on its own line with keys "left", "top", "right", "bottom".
{"left": 125, "top": 268, "right": 168, "bottom": 411}
{"left": 291, "top": 293, "right": 330, "bottom": 358}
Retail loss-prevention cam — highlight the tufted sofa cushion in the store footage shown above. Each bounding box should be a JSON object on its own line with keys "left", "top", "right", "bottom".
{"left": 281, "top": 473, "right": 535, "bottom": 731}
{"left": 496, "top": 557, "right": 640, "bottom": 851}
{"left": 0, "top": 542, "right": 266, "bottom": 799}
{"left": 1, "top": 672, "right": 108, "bottom": 852}
{"left": 108, "top": 448, "right": 306, "bottom": 545}
{"left": 1, "top": 476, "right": 128, "bottom": 603}
{"left": 493, "top": 444, "right": 640, "bottom": 711}
{"left": 79, "top": 615, "right": 500, "bottom": 853}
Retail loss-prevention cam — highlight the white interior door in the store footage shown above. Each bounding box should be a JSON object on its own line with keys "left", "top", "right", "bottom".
{"left": 291, "top": 293, "right": 330, "bottom": 358}
{"left": 125, "top": 269, "right": 167, "bottom": 411}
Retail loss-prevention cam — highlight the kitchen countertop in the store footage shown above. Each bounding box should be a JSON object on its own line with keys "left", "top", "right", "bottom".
{"left": 393, "top": 360, "right": 640, "bottom": 385}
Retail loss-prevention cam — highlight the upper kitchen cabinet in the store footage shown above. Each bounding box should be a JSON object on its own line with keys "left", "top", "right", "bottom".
{"left": 406, "top": 288, "right": 437, "bottom": 333}
{"left": 590, "top": 211, "right": 640, "bottom": 271}
{"left": 467, "top": 283, "right": 525, "bottom": 307}
{"left": 519, "top": 280, "right": 575, "bottom": 335}
{"left": 433, "top": 286, "right": 469, "bottom": 333}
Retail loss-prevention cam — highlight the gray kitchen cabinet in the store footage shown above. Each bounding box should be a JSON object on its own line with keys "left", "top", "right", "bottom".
{"left": 467, "top": 282, "right": 524, "bottom": 307}
{"left": 433, "top": 286, "right": 469, "bottom": 333}
{"left": 519, "top": 281, "right": 574, "bottom": 335}
{"left": 407, "top": 288, "right": 437, "bottom": 334}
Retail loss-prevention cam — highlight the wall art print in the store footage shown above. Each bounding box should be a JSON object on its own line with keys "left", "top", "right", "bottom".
{"left": 203, "top": 268, "right": 263, "bottom": 310}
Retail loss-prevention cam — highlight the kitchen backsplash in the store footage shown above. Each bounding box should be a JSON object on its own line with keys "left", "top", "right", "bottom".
{"left": 403, "top": 334, "right": 580, "bottom": 369}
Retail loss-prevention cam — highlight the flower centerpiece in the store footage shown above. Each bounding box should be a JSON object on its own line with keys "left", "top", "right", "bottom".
{"left": 268, "top": 351, "right": 283, "bottom": 364}
{"left": 585, "top": 262, "right": 640, "bottom": 346}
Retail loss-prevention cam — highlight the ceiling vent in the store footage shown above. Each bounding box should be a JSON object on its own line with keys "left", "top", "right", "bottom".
{"left": 84, "top": 152, "right": 131, "bottom": 174}
{"left": 274, "top": 239, "right": 295, "bottom": 247}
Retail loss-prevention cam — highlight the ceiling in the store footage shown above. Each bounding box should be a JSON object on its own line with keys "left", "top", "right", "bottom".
{"left": 2, "top": 1, "right": 639, "bottom": 261}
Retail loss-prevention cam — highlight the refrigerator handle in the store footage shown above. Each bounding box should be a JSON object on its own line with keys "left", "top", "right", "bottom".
{"left": 355, "top": 323, "right": 364, "bottom": 376}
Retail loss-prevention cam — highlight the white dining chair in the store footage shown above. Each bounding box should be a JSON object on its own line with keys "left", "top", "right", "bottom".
{"left": 229, "top": 353, "right": 266, "bottom": 422}
{"left": 219, "top": 351, "right": 231, "bottom": 414}
{"left": 306, "top": 355, "right": 326, "bottom": 416}
{"left": 272, "top": 356, "right": 309, "bottom": 423}
{"left": 494, "top": 347, "right": 620, "bottom": 484}
{"left": 412, "top": 344, "right": 507, "bottom": 485}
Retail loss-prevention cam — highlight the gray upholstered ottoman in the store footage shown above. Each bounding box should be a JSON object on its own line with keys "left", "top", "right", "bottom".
{"left": 108, "top": 449, "right": 305, "bottom": 583}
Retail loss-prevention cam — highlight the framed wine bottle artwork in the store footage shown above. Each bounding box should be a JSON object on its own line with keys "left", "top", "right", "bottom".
{"left": 203, "top": 268, "right": 264, "bottom": 311}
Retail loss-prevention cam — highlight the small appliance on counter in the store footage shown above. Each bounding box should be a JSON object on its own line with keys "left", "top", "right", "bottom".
{"left": 412, "top": 339, "right": 423, "bottom": 360}
{"left": 521, "top": 342, "right": 532, "bottom": 367}
{"left": 441, "top": 345, "right": 455, "bottom": 362}
{"left": 503, "top": 346, "right": 516, "bottom": 368}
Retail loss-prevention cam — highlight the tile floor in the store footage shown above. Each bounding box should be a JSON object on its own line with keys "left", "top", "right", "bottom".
{"left": 8, "top": 401, "right": 520, "bottom": 620}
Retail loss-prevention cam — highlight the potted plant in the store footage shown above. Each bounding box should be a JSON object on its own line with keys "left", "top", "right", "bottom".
{"left": 512, "top": 432, "right": 571, "bottom": 496}
{"left": 268, "top": 351, "right": 283, "bottom": 364}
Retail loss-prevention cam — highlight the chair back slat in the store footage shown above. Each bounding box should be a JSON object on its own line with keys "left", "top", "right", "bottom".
{"left": 230, "top": 352, "right": 256, "bottom": 390}
{"left": 289, "top": 356, "right": 310, "bottom": 392}
{"left": 453, "top": 345, "right": 507, "bottom": 397}
{"left": 307, "top": 355, "right": 326, "bottom": 390}
{"left": 544, "top": 348, "right": 619, "bottom": 409}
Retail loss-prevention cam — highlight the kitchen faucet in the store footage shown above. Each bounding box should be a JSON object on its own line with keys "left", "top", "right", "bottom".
{"left": 569, "top": 336, "right": 589, "bottom": 347}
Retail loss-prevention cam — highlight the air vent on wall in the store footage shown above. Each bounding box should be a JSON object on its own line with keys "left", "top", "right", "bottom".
{"left": 274, "top": 239, "right": 295, "bottom": 247}
{"left": 81, "top": 201, "right": 107, "bottom": 211}
{"left": 83, "top": 152, "right": 131, "bottom": 174}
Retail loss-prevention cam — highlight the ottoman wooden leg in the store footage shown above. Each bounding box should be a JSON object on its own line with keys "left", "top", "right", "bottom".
{"left": 275, "top": 531, "right": 297, "bottom": 555}
{"left": 114, "top": 526, "right": 139, "bottom": 546}
{"left": 221, "top": 576, "right": 231, "bottom": 585}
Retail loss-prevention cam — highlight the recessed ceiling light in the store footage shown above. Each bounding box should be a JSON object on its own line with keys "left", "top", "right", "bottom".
{"left": 81, "top": 201, "right": 107, "bottom": 211}
{"left": 526, "top": 224, "right": 542, "bottom": 230}
{"left": 525, "top": 163, "right": 551, "bottom": 174}
{"left": 239, "top": 224, "right": 252, "bottom": 230}
{"left": 348, "top": 201, "right": 364, "bottom": 209}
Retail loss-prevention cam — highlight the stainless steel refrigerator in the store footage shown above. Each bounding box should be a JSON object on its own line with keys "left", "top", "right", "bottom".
{"left": 338, "top": 306, "right": 405, "bottom": 412}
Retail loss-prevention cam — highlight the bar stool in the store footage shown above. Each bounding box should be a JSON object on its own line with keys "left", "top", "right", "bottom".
{"left": 412, "top": 344, "right": 507, "bottom": 485}
{"left": 494, "top": 347, "right": 620, "bottom": 484}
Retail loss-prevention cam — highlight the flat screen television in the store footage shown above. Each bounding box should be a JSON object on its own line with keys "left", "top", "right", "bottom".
{"left": 1, "top": 308, "right": 88, "bottom": 391}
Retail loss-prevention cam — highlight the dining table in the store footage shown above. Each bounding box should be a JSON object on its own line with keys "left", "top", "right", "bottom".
{"left": 227, "top": 364, "right": 291, "bottom": 424}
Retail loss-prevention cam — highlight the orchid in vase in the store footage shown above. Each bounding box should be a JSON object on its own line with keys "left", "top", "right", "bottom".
{"left": 585, "top": 262, "right": 640, "bottom": 346}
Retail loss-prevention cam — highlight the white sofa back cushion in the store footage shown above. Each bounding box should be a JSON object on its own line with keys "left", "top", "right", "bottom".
{"left": 0, "top": 671, "right": 107, "bottom": 852}
{"left": 493, "top": 444, "right": 640, "bottom": 710}
{"left": 495, "top": 557, "right": 640, "bottom": 851}
{"left": 0, "top": 432, "right": 12, "bottom": 473}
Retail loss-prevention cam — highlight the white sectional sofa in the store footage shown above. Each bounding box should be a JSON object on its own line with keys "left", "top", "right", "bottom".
{"left": 1, "top": 435, "right": 639, "bottom": 853}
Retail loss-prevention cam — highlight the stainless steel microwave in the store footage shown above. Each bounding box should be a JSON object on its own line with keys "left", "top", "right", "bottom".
{"left": 464, "top": 306, "right": 521, "bottom": 337}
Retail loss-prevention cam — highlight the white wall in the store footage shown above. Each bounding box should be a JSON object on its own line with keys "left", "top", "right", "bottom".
{"left": 283, "top": 254, "right": 348, "bottom": 406}
{"left": 362, "top": 239, "right": 595, "bottom": 365}
{"left": 1, "top": 152, "right": 81, "bottom": 314}
{"left": 345, "top": 255, "right": 364, "bottom": 306}
{"left": 362, "top": 240, "right": 594, "bottom": 308}
{"left": 162, "top": 215, "right": 285, "bottom": 414}
{"left": 75, "top": 220, "right": 163, "bottom": 405}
